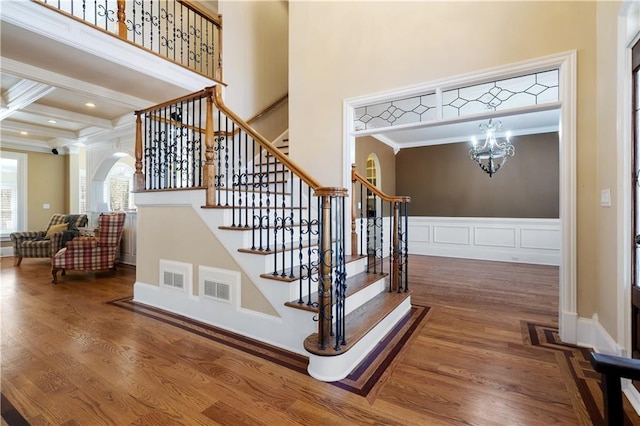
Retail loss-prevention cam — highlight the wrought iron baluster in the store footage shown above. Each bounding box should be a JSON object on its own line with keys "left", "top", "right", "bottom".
{"left": 224, "top": 117, "right": 230, "bottom": 207}
{"left": 289, "top": 171, "right": 294, "bottom": 279}
{"left": 389, "top": 201, "right": 393, "bottom": 289}
{"left": 256, "top": 146, "right": 264, "bottom": 251}
{"left": 231, "top": 121, "right": 237, "bottom": 221}
{"left": 378, "top": 195, "right": 383, "bottom": 275}
{"left": 250, "top": 140, "right": 257, "bottom": 250}
{"left": 265, "top": 151, "right": 271, "bottom": 253}
{"left": 243, "top": 134, "right": 249, "bottom": 228}
{"left": 272, "top": 158, "right": 279, "bottom": 276}
{"left": 404, "top": 201, "right": 409, "bottom": 292}
{"left": 296, "top": 179, "right": 304, "bottom": 304}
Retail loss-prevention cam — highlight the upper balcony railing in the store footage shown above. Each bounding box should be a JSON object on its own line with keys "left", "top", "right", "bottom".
{"left": 33, "top": 0, "right": 223, "bottom": 82}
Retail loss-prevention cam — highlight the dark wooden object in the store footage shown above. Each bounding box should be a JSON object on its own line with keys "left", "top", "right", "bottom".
{"left": 590, "top": 352, "right": 640, "bottom": 425}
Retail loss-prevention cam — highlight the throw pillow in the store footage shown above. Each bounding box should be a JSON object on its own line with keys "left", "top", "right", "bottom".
{"left": 45, "top": 222, "right": 69, "bottom": 238}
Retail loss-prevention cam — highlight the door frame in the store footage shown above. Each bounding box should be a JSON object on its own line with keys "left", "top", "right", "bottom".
{"left": 342, "top": 51, "right": 578, "bottom": 343}
{"left": 619, "top": 1, "right": 640, "bottom": 361}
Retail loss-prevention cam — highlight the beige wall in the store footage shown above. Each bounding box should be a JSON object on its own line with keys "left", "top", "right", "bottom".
{"left": 355, "top": 136, "right": 396, "bottom": 196}
{"left": 1, "top": 148, "right": 67, "bottom": 231}
{"left": 395, "top": 133, "right": 559, "bottom": 218}
{"left": 136, "top": 206, "right": 278, "bottom": 316}
{"left": 290, "top": 2, "right": 599, "bottom": 319}
{"left": 595, "top": 1, "right": 622, "bottom": 340}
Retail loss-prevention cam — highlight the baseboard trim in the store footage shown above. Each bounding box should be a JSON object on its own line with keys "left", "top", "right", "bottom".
{"left": 576, "top": 314, "right": 640, "bottom": 417}
{"left": 624, "top": 384, "right": 640, "bottom": 416}
{"left": 133, "top": 281, "right": 313, "bottom": 356}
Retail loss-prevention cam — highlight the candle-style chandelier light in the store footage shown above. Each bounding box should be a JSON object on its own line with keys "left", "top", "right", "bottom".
{"left": 469, "top": 119, "right": 515, "bottom": 177}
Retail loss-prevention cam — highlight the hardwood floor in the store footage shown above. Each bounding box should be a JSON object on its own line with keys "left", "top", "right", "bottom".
{"left": 1, "top": 255, "right": 638, "bottom": 425}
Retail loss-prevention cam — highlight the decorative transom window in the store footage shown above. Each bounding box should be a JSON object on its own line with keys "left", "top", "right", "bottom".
{"left": 354, "top": 69, "right": 559, "bottom": 131}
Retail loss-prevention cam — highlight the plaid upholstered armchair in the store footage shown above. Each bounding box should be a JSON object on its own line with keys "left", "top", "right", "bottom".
{"left": 51, "top": 212, "right": 126, "bottom": 284}
{"left": 10, "top": 214, "right": 88, "bottom": 266}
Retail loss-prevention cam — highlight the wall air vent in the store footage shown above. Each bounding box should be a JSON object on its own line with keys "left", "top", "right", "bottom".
{"left": 159, "top": 260, "right": 192, "bottom": 294}
{"left": 203, "top": 280, "right": 231, "bottom": 302}
{"left": 199, "top": 266, "right": 240, "bottom": 307}
{"left": 163, "top": 271, "right": 185, "bottom": 289}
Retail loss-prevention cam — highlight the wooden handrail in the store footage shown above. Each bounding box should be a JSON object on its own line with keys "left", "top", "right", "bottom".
{"left": 147, "top": 114, "right": 204, "bottom": 134}
{"left": 247, "top": 94, "right": 288, "bottom": 126}
{"left": 352, "top": 166, "right": 410, "bottom": 203}
{"left": 140, "top": 91, "right": 288, "bottom": 137}
{"left": 178, "top": 0, "right": 222, "bottom": 27}
{"left": 214, "top": 93, "right": 288, "bottom": 138}
{"left": 135, "top": 88, "right": 210, "bottom": 116}
{"left": 210, "top": 86, "right": 323, "bottom": 190}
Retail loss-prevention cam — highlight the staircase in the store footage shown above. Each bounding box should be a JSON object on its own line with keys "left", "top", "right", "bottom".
{"left": 133, "top": 86, "right": 411, "bottom": 382}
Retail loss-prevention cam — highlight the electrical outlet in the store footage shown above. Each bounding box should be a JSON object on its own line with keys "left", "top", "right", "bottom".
{"left": 43, "top": 203, "right": 50, "bottom": 209}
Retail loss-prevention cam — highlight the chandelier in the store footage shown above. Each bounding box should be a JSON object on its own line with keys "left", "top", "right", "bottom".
{"left": 469, "top": 119, "right": 515, "bottom": 177}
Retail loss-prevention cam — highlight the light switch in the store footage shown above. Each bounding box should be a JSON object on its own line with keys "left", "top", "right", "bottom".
{"left": 600, "top": 189, "right": 611, "bottom": 207}
{"left": 43, "top": 203, "right": 50, "bottom": 209}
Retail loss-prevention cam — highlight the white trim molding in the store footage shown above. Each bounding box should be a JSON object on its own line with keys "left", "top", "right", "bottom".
{"left": 616, "top": 1, "right": 640, "bottom": 416}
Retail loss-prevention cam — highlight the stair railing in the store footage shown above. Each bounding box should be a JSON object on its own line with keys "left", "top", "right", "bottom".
{"left": 33, "top": 0, "right": 223, "bottom": 82}
{"left": 351, "top": 164, "right": 410, "bottom": 292}
{"left": 134, "top": 85, "right": 348, "bottom": 353}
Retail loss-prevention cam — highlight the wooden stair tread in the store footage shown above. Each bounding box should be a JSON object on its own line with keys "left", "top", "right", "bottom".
{"left": 285, "top": 271, "right": 388, "bottom": 312}
{"left": 303, "top": 291, "right": 410, "bottom": 356}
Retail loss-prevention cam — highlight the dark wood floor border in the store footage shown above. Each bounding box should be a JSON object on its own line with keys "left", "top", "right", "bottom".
{"left": 1, "top": 393, "right": 30, "bottom": 426}
{"left": 108, "top": 297, "right": 430, "bottom": 397}
{"left": 523, "top": 321, "right": 638, "bottom": 425}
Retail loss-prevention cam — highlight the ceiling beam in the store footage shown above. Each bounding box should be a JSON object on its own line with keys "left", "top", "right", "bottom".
{"left": 0, "top": 79, "right": 56, "bottom": 121}
{"left": 0, "top": 134, "right": 53, "bottom": 152}
{"left": 23, "top": 103, "right": 113, "bottom": 129}
{"left": 1, "top": 119, "right": 77, "bottom": 139}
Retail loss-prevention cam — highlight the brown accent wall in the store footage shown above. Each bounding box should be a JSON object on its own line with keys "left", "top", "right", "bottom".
{"left": 395, "top": 132, "right": 559, "bottom": 218}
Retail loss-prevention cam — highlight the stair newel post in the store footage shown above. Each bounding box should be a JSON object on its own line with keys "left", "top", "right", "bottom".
{"left": 133, "top": 113, "right": 144, "bottom": 192}
{"left": 392, "top": 201, "right": 400, "bottom": 293}
{"left": 351, "top": 164, "right": 358, "bottom": 256}
{"left": 314, "top": 187, "right": 348, "bottom": 351}
{"left": 116, "top": 0, "right": 127, "bottom": 39}
{"left": 204, "top": 88, "right": 217, "bottom": 206}
{"left": 316, "top": 190, "right": 333, "bottom": 349}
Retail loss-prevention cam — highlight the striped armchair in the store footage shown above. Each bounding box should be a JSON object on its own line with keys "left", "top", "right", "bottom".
{"left": 51, "top": 212, "right": 126, "bottom": 284}
{"left": 10, "top": 214, "right": 88, "bottom": 266}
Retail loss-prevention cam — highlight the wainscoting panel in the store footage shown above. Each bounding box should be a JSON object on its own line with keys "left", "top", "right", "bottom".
{"left": 408, "top": 217, "right": 560, "bottom": 265}
{"left": 433, "top": 226, "right": 470, "bottom": 245}
{"left": 474, "top": 227, "right": 517, "bottom": 248}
